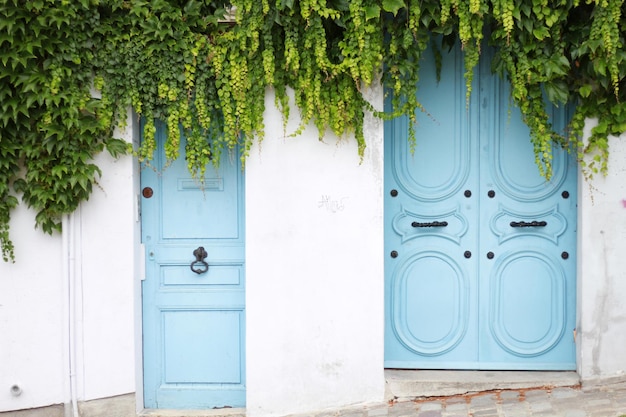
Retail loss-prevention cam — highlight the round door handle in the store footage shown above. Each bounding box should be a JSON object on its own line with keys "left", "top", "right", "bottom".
{"left": 487, "top": 251, "right": 494, "bottom": 259}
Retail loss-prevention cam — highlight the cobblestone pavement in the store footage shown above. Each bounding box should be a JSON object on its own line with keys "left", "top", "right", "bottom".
{"left": 308, "top": 383, "right": 626, "bottom": 417}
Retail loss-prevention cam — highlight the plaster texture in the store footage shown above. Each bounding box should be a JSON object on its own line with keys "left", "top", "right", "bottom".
{"left": 245, "top": 86, "right": 386, "bottom": 417}
{"left": 577, "top": 120, "right": 626, "bottom": 383}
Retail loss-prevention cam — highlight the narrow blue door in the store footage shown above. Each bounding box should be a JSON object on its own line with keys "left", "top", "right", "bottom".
{"left": 141, "top": 123, "right": 245, "bottom": 408}
{"left": 384, "top": 40, "right": 577, "bottom": 370}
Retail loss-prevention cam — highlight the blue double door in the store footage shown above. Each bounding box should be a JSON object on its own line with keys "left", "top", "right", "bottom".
{"left": 384, "top": 41, "right": 577, "bottom": 370}
{"left": 141, "top": 125, "right": 245, "bottom": 408}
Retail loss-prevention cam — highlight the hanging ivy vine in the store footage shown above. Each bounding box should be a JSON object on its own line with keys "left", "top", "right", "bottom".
{"left": 1, "top": 0, "right": 625, "bottom": 261}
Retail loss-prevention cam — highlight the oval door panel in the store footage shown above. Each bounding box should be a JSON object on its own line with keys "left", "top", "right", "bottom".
{"left": 489, "top": 79, "right": 568, "bottom": 202}
{"left": 389, "top": 44, "right": 471, "bottom": 202}
{"left": 489, "top": 251, "right": 566, "bottom": 356}
{"left": 391, "top": 251, "right": 469, "bottom": 356}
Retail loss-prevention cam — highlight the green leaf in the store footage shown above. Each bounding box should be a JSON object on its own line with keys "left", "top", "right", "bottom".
{"left": 105, "top": 138, "right": 129, "bottom": 158}
{"left": 365, "top": 5, "right": 381, "bottom": 20}
{"left": 382, "top": 0, "right": 406, "bottom": 16}
{"left": 544, "top": 81, "right": 569, "bottom": 104}
{"left": 532, "top": 27, "right": 549, "bottom": 40}
{"left": 579, "top": 84, "right": 593, "bottom": 98}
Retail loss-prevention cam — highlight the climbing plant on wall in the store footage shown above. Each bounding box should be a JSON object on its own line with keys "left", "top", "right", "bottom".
{"left": 0, "top": 0, "right": 625, "bottom": 261}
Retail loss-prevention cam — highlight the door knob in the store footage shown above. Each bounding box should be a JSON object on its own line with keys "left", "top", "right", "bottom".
{"left": 190, "top": 246, "right": 209, "bottom": 274}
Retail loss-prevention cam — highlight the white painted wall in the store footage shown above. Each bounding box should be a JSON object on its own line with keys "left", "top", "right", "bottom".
{"left": 0, "top": 117, "right": 137, "bottom": 412}
{"left": 578, "top": 124, "right": 626, "bottom": 383}
{"left": 0, "top": 203, "right": 65, "bottom": 412}
{"left": 76, "top": 114, "right": 138, "bottom": 401}
{"left": 245, "top": 86, "right": 385, "bottom": 417}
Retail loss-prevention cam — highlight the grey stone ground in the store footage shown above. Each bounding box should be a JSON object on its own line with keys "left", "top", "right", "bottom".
{"left": 2, "top": 382, "right": 625, "bottom": 417}
{"left": 306, "top": 383, "right": 626, "bottom": 417}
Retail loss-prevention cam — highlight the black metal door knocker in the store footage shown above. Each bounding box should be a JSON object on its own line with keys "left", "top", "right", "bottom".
{"left": 190, "top": 246, "right": 209, "bottom": 274}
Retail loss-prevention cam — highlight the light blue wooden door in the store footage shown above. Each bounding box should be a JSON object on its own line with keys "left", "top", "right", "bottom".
{"left": 141, "top": 124, "right": 245, "bottom": 408}
{"left": 384, "top": 40, "right": 577, "bottom": 370}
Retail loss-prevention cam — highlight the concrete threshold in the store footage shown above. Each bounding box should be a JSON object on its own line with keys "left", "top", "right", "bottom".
{"left": 140, "top": 408, "right": 246, "bottom": 417}
{"left": 385, "top": 369, "right": 581, "bottom": 401}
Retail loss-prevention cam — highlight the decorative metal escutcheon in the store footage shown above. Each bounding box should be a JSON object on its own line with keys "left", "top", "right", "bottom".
{"left": 190, "top": 246, "right": 209, "bottom": 274}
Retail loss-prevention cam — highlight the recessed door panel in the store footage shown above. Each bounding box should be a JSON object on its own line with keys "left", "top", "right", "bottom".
{"left": 391, "top": 251, "right": 470, "bottom": 356}
{"left": 390, "top": 44, "right": 472, "bottom": 202}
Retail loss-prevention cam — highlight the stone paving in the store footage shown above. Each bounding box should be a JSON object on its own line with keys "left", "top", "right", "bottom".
{"left": 307, "top": 383, "right": 626, "bottom": 417}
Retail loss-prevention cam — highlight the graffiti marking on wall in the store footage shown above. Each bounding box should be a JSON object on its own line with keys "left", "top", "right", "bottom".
{"left": 318, "top": 195, "right": 347, "bottom": 213}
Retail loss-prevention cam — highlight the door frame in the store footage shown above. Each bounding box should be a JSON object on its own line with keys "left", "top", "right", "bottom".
{"left": 132, "top": 120, "right": 247, "bottom": 412}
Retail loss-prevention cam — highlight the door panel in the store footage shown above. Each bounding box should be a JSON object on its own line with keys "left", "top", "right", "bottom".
{"left": 384, "top": 40, "right": 576, "bottom": 370}
{"left": 389, "top": 44, "right": 472, "bottom": 202}
{"left": 142, "top": 124, "right": 245, "bottom": 408}
{"left": 385, "top": 42, "right": 480, "bottom": 368}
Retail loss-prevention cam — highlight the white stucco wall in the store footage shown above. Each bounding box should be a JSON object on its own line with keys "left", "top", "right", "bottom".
{"left": 0, "top": 204, "right": 65, "bottom": 412}
{"left": 578, "top": 124, "right": 626, "bottom": 383}
{"left": 0, "top": 117, "right": 137, "bottom": 412}
{"left": 76, "top": 116, "right": 138, "bottom": 401}
{"left": 245, "top": 86, "right": 386, "bottom": 417}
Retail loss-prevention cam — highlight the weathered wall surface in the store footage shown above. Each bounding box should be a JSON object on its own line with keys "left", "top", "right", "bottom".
{"left": 245, "top": 86, "right": 386, "bottom": 417}
{"left": 578, "top": 124, "right": 626, "bottom": 384}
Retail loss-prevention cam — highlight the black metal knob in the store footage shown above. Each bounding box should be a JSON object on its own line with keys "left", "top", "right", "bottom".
{"left": 390, "top": 250, "right": 398, "bottom": 258}
{"left": 464, "top": 190, "right": 472, "bottom": 198}
{"left": 190, "top": 246, "right": 209, "bottom": 274}
{"left": 488, "top": 190, "right": 495, "bottom": 198}
{"left": 487, "top": 251, "right": 494, "bottom": 259}
{"left": 464, "top": 251, "right": 472, "bottom": 259}
{"left": 390, "top": 189, "right": 398, "bottom": 197}
{"left": 561, "top": 251, "right": 569, "bottom": 259}
{"left": 562, "top": 191, "right": 570, "bottom": 199}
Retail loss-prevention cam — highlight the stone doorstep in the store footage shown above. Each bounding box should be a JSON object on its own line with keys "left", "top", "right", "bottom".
{"left": 385, "top": 370, "right": 581, "bottom": 402}
{"left": 140, "top": 409, "right": 245, "bottom": 417}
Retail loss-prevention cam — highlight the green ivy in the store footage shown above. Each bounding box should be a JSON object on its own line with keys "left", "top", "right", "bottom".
{"left": 1, "top": 0, "right": 626, "bottom": 261}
